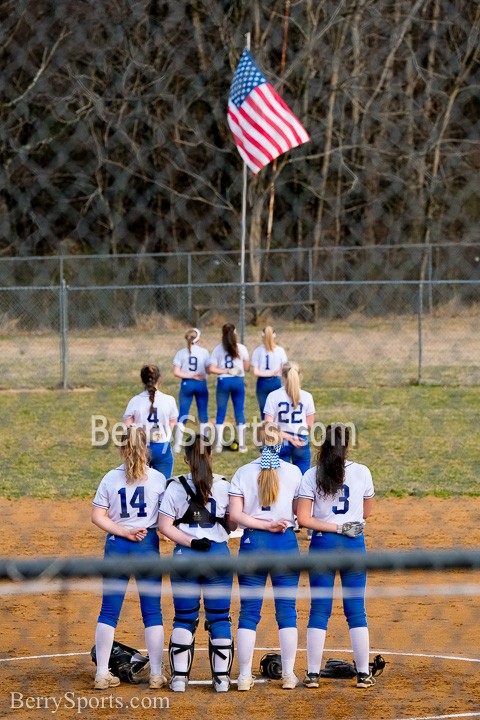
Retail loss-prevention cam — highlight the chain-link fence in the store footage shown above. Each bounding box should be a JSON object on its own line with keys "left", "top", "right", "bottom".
{"left": 1, "top": 1, "right": 480, "bottom": 387}
{"left": 0, "top": 246, "right": 478, "bottom": 388}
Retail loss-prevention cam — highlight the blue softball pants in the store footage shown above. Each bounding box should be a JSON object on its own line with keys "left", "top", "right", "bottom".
{"left": 149, "top": 441, "right": 174, "bottom": 479}
{"left": 98, "top": 528, "right": 162, "bottom": 629}
{"left": 279, "top": 434, "right": 311, "bottom": 474}
{"left": 256, "top": 376, "right": 281, "bottom": 419}
{"left": 215, "top": 376, "right": 246, "bottom": 424}
{"left": 237, "top": 527, "right": 300, "bottom": 631}
{"left": 307, "top": 531, "right": 368, "bottom": 630}
{"left": 178, "top": 379, "right": 209, "bottom": 424}
{"left": 170, "top": 541, "right": 233, "bottom": 640}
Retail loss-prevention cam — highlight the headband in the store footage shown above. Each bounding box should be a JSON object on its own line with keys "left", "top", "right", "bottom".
{"left": 191, "top": 328, "right": 201, "bottom": 344}
{"left": 260, "top": 444, "right": 282, "bottom": 470}
{"left": 261, "top": 328, "right": 276, "bottom": 338}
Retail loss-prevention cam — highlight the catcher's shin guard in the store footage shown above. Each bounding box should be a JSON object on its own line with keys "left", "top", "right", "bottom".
{"left": 168, "top": 636, "right": 195, "bottom": 683}
{"left": 208, "top": 636, "right": 234, "bottom": 689}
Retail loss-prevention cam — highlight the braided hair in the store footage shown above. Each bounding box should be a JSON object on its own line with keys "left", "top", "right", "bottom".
{"left": 140, "top": 365, "right": 161, "bottom": 417}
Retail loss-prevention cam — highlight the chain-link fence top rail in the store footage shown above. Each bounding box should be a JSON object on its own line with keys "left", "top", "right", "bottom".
{"left": 0, "top": 1, "right": 479, "bottom": 258}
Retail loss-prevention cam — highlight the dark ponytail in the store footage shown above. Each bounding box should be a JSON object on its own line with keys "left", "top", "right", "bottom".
{"left": 221, "top": 322, "right": 240, "bottom": 359}
{"left": 184, "top": 435, "right": 213, "bottom": 505}
{"left": 140, "top": 365, "right": 161, "bottom": 416}
{"left": 315, "top": 424, "right": 350, "bottom": 497}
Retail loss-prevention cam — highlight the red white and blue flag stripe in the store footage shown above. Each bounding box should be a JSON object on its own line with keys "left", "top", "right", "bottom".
{"left": 227, "top": 49, "right": 310, "bottom": 174}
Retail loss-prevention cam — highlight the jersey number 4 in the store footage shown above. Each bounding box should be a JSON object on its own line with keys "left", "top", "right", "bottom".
{"left": 118, "top": 487, "right": 147, "bottom": 518}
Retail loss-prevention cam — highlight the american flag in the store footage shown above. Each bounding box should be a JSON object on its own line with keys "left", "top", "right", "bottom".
{"left": 227, "top": 49, "right": 310, "bottom": 174}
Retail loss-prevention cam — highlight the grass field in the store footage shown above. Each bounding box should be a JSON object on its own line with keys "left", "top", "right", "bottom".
{"left": 1, "top": 378, "right": 478, "bottom": 499}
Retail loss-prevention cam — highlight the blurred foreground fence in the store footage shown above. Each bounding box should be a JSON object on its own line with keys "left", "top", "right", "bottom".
{"left": 0, "top": 245, "right": 478, "bottom": 389}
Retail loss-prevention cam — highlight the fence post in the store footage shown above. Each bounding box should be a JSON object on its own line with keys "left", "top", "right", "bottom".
{"left": 417, "top": 281, "right": 423, "bottom": 385}
{"left": 428, "top": 244, "right": 433, "bottom": 313}
{"left": 187, "top": 254, "right": 192, "bottom": 319}
{"left": 308, "top": 248, "right": 313, "bottom": 302}
{"left": 60, "top": 278, "right": 69, "bottom": 390}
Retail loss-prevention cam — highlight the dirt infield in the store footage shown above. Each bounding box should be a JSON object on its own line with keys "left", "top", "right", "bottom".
{"left": 1, "top": 497, "right": 480, "bottom": 720}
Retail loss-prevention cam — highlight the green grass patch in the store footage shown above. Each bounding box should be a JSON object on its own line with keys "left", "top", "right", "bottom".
{"left": 0, "top": 380, "right": 478, "bottom": 499}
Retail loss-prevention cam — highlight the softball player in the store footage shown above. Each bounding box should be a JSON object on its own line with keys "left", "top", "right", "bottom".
{"left": 228, "top": 421, "right": 302, "bottom": 691}
{"left": 91, "top": 425, "right": 167, "bottom": 690}
{"left": 296, "top": 423, "right": 376, "bottom": 689}
{"left": 208, "top": 322, "right": 250, "bottom": 453}
{"left": 251, "top": 326, "right": 288, "bottom": 419}
{"left": 172, "top": 328, "right": 210, "bottom": 453}
{"left": 263, "top": 362, "right": 315, "bottom": 474}
{"left": 123, "top": 365, "right": 178, "bottom": 479}
{"left": 158, "top": 434, "right": 236, "bottom": 693}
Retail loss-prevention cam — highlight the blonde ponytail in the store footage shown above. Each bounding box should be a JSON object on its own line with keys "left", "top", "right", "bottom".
{"left": 185, "top": 327, "right": 200, "bottom": 354}
{"left": 282, "top": 362, "right": 301, "bottom": 409}
{"left": 121, "top": 425, "right": 149, "bottom": 484}
{"left": 256, "top": 421, "right": 283, "bottom": 508}
{"left": 262, "top": 326, "right": 276, "bottom": 353}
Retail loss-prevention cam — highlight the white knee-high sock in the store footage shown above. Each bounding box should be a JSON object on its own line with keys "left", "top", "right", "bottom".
{"left": 350, "top": 626, "right": 370, "bottom": 674}
{"left": 211, "top": 637, "right": 232, "bottom": 677}
{"left": 279, "top": 627, "right": 298, "bottom": 675}
{"left": 170, "top": 628, "right": 193, "bottom": 676}
{"left": 95, "top": 622, "right": 115, "bottom": 676}
{"left": 237, "top": 424, "right": 246, "bottom": 448}
{"left": 173, "top": 423, "right": 185, "bottom": 452}
{"left": 307, "top": 627, "right": 326, "bottom": 674}
{"left": 215, "top": 424, "right": 224, "bottom": 450}
{"left": 236, "top": 628, "right": 256, "bottom": 676}
{"left": 145, "top": 625, "right": 164, "bottom": 675}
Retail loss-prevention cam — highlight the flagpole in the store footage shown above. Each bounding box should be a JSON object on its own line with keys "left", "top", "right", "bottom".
{"left": 239, "top": 32, "right": 250, "bottom": 345}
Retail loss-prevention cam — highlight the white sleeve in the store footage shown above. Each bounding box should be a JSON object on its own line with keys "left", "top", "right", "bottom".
{"left": 173, "top": 349, "right": 183, "bottom": 367}
{"left": 251, "top": 347, "right": 261, "bottom": 368}
{"left": 363, "top": 466, "right": 375, "bottom": 499}
{"left": 123, "top": 396, "right": 136, "bottom": 420}
{"left": 228, "top": 471, "right": 244, "bottom": 497}
{"left": 263, "top": 392, "right": 276, "bottom": 418}
{"left": 159, "top": 484, "right": 178, "bottom": 518}
{"left": 298, "top": 469, "right": 316, "bottom": 499}
{"left": 280, "top": 347, "right": 288, "bottom": 364}
{"left": 169, "top": 396, "right": 178, "bottom": 420}
{"left": 209, "top": 346, "right": 221, "bottom": 366}
{"left": 240, "top": 344, "right": 249, "bottom": 360}
{"left": 92, "top": 479, "right": 110, "bottom": 509}
{"left": 304, "top": 392, "right": 315, "bottom": 415}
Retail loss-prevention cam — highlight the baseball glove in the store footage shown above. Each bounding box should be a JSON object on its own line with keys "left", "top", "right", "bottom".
{"left": 320, "top": 658, "right": 357, "bottom": 679}
{"left": 227, "top": 366, "right": 242, "bottom": 376}
{"left": 259, "top": 652, "right": 282, "bottom": 679}
{"left": 319, "top": 654, "right": 386, "bottom": 680}
{"left": 338, "top": 521, "right": 365, "bottom": 538}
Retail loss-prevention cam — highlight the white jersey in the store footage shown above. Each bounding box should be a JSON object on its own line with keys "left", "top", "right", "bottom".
{"left": 251, "top": 344, "right": 288, "bottom": 374}
{"left": 159, "top": 473, "right": 231, "bottom": 543}
{"left": 298, "top": 461, "right": 375, "bottom": 524}
{"left": 263, "top": 387, "right": 315, "bottom": 436}
{"left": 173, "top": 346, "right": 210, "bottom": 376}
{"left": 229, "top": 458, "right": 301, "bottom": 528}
{"left": 123, "top": 390, "right": 178, "bottom": 443}
{"left": 92, "top": 464, "right": 167, "bottom": 529}
{"left": 210, "top": 343, "right": 249, "bottom": 377}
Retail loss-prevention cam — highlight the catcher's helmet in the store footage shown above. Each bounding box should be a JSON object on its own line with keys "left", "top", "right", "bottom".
{"left": 259, "top": 652, "right": 282, "bottom": 679}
